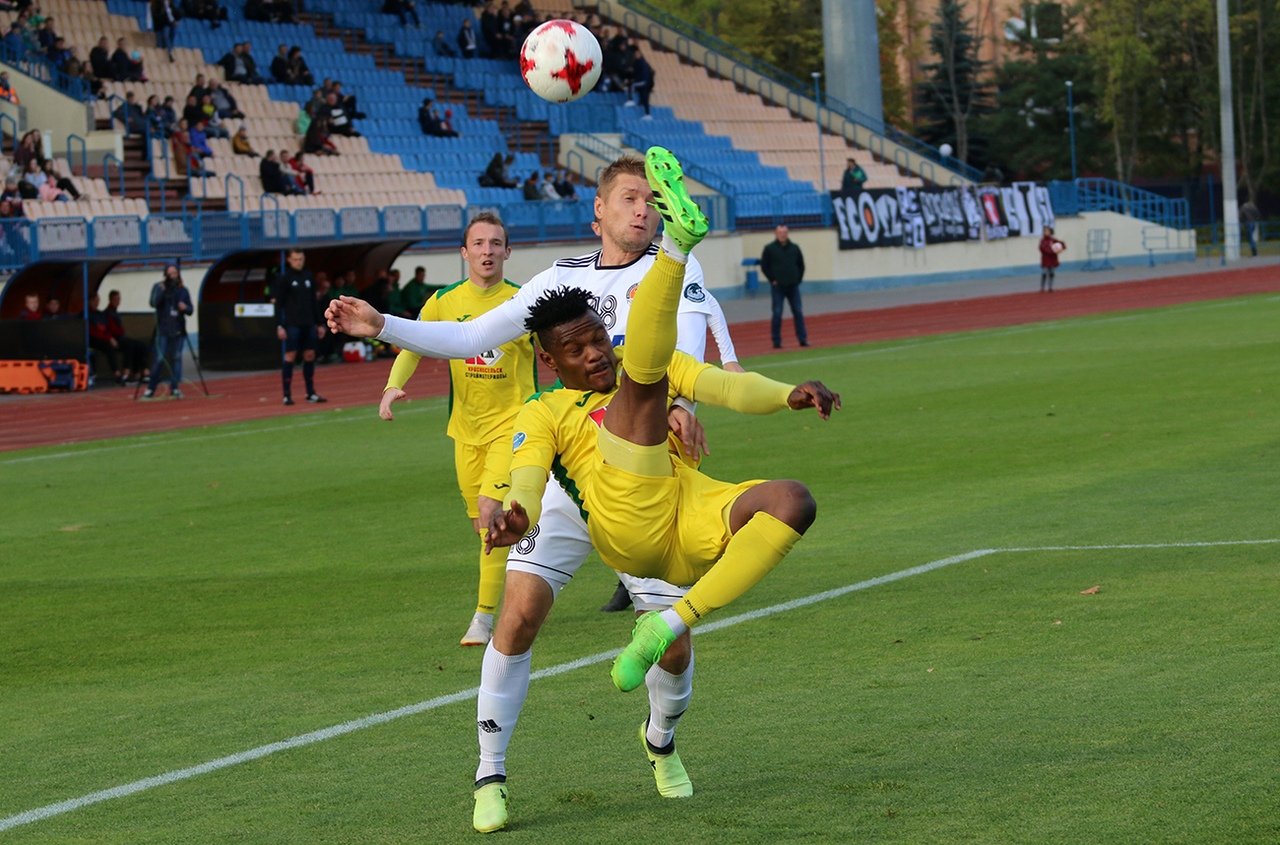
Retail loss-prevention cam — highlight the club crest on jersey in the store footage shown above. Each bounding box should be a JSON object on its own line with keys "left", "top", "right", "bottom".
{"left": 683, "top": 282, "right": 706, "bottom": 303}
{"left": 464, "top": 349, "right": 504, "bottom": 367}
{"left": 587, "top": 406, "right": 608, "bottom": 427}
{"left": 626, "top": 283, "right": 638, "bottom": 302}
{"left": 512, "top": 431, "right": 526, "bottom": 450}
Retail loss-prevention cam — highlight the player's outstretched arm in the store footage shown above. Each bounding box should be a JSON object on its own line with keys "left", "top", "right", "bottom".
{"left": 325, "top": 295, "right": 384, "bottom": 337}
{"left": 787, "top": 381, "right": 842, "bottom": 420}
{"left": 483, "top": 464, "right": 548, "bottom": 553}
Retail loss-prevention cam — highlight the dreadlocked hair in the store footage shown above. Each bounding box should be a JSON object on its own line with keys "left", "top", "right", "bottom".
{"left": 523, "top": 286, "right": 595, "bottom": 343}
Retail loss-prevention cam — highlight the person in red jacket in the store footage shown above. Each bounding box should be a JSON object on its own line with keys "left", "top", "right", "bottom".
{"left": 1039, "top": 226, "right": 1066, "bottom": 292}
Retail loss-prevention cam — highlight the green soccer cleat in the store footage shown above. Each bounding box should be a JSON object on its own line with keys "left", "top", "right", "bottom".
{"left": 645, "top": 146, "right": 709, "bottom": 253}
{"left": 611, "top": 611, "right": 679, "bottom": 692}
{"left": 472, "top": 781, "right": 509, "bottom": 833}
{"left": 639, "top": 721, "right": 693, "bottom": 798}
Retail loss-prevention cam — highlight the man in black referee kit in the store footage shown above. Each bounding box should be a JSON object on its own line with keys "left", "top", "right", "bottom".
{"left": 271, "top": 248, "right": 327, "bottom": 405}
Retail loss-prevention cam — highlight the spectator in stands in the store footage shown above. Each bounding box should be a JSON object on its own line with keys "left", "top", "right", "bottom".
{"left": 171, "top": 118, "right": 194, "bottom": 178}
{"left": 286, "top": 46, "right": 313, "bottom": 86}
{"left": 538, "top": 171, "right": 561, "bottom": 201}
{"left": 89, "top": 36, "right": 112, "bottom": 79}
{"left": 328, "top": 80, "right": 365, "bottom": 119}
{"left": 112, "top": 91, "right": 148, "bottom": 137}
{"left": 18, "top": 292, "right": 41, "bottom": 321}
{"left": 384, "top": 0, "right": 420, "bottom": 28}
{"left": 259, "top": 149, "right": 300, "bottom": 195}
{"left": 1, "top": 178, "right": 22, "bottom": 209}
{"left": 181, "top": 93, "right": 205, "bottom": 127}
{"left": 2, "top": 23, "right": 26, "bottom": 57}
{"left": 270, "top": 44, "right": 290, "bottom": 82}
{"left": 39, "top": 159, "right": 80, "bottom": 200}
{"left": 324, "top": 92, "right": 359, "bottom": 137}
{"left": 418, "top": 98, "right": 459, "bottom": 138}
{"left": 554, "top": 168, "right": 577, "bottom": 200}
{"left": 88, "top": 293, "right": 128, "bottom": 384}
{"left": 522, "top": 171, "right": 541, "bottom": 201}
{"left": 457, "top": 16, "right": 478, "bottom": 59}
{"left": 601, "top": 29, "right": 629, "bottom": 93}
{"left": 198, "top": 94, "right": 230, "bottom": 138}
{"left": 220, "top": 41, "right": 262, "bottom": 84}
{"left": 479, "top": 4, "right": 498, "bottom": 54}
{"left": 46, "top": 36, "right": 72, "bottom": 71}
{"left": 761, "top": 224, "right": 808, "bottom": 349}
{"left": 432, "top": 29, "right": 456, "bottom": 58}
{"left": 231, "top": 126, "right": 259, "bottom": 157}
{"left": 0, "top": 71, "right": 19, "bottom": 104}
{"left": 207, "top": 78, "right": 243, "bottom": 119}
{"left": 400, "top": 265, "right": 431, "bottom": 316}
{"left": 111, "top": 37, "right": 146, "bottom": 82}
{"left": 493, "top": 4, "right": 516, "bottom": 59}
{"left": 150, "top": 0, "right": 178, "bottom": 60}
{"left": 285, "top": 150, "right": 316, "bottom": 194}
{"left": 187, "top": 120, "right": 216, "bottom": 172}
{"left": 188, "top": 72, "right": 209, "bottom": 102}
{"left": 36, "top": 16, "right": 56, "bottom": 51}
{"left": 303, "top": 113, "right": 339, "bottom": 156}
{"left": 106, "top": 289, "right": 150, "bottom": 382}
{"left": 841, "top": 158, "right": 867, "bottom": 193}
{"left": 627, "top": 45, "right": 654, "bottom": 119}
{"left": 181, "top": 0, "right": 227, "bottom": 30}
{"left": 153, "top": 95, "right": 178, "bottom": 137}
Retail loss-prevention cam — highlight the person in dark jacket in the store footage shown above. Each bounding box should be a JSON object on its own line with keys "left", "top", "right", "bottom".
{"left": 760, "top": 224, "right": 808, "bottom": 348}
{"left": 143, "top": 264, "right": 193, "bottom": 399}
{"left": 271, "top": 248, "right": 326, "bottom": 405}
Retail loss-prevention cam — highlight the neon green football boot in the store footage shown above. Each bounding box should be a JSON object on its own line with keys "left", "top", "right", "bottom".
{"left": 611, "top": 611, "right": 679, "bottom": 692}
{"left": 645, "top": 146, "right": 709, "bottom": 253}
{"left": 640, "top": 721, "right": 694, "bottom": 798}
{"left": 472, "top": 780, "right": 509, "bottom": 833}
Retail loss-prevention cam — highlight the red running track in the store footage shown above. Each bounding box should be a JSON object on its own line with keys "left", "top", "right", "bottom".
{"left": 2, "top": 263, "right": 1276, "bottom": 453}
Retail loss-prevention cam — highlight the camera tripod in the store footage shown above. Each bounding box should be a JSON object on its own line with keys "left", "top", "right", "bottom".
{"left": 133, "top": 327, "right": 210, "bottom": 400}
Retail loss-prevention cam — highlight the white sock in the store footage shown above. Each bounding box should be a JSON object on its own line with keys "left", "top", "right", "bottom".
{"left": 660, "top": 231, "right": 689, "bottom": 263}
{"left": 658, "top": 607, "right": 688, "bottom": 637}
{"left": 646, "top": 649, "right": 694, "bottom": 749}
{"left": 475, "top": 643, "right": 531, "bottom": 782}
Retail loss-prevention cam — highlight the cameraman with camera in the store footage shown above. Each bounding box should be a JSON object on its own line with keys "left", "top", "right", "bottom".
{"left": 143, "top": 264, "right": 193, "bottom": 399}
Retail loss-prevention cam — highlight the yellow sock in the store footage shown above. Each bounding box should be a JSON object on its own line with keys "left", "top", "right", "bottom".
{"left": 476, "top": 529, "right": 508, "bottom": 615}
{"left": 675, "top": 512, "right": 801, "bottom": 627}
{"left": 621, "top": 250, "right": 686, "bottom": 385}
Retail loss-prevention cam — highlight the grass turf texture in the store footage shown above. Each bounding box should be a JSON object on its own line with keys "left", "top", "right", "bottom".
{"left": 1, "top": 294, "right": 1277, "bottom": 843}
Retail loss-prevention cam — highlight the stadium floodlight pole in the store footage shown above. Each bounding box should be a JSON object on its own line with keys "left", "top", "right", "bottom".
{"left": 1065, "top": 80, "right": 1078, "bottom": 182}
{"left": 1215, "top": 0, "right": 1240, "bottom": 262}
{"left": 812, "top": 71, "right": 826, "bottom": 193}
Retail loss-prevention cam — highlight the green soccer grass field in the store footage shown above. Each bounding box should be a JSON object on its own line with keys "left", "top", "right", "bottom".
{"left": 2, "top": 294, "right": 1278, "bottom": 844}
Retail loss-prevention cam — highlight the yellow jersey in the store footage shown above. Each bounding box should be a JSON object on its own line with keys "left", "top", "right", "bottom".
{"left": 386, "top": 278, "right": 537, "bottom": 445}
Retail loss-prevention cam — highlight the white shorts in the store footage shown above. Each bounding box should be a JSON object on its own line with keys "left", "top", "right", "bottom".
{"left": 506, "top": 481, "right": 688, "bottom": 612}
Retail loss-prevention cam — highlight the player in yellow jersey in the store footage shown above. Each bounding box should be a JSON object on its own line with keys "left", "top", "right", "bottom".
{"left": 380, "top": 212, "right": 537, "bottom": 647}
{"left": 486, "top": 147, "right": 840, "bottom": 695}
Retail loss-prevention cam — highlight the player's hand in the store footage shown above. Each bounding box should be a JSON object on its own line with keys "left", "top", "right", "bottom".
{"left": 276, "top": 325, "right": 286, "bottom": 341}
{"left": 477, "top": 495, "right": 503, "bottom": 530}
{"left": 484, "top": 500, "right": 529, "bottom": 553}
{"left": 325, "top": 295, "right": 385, "bottom": 338}
{"left": 723, "top": 361, "right": 746, "bottom": 373}
{"left": 668, "top": 404, "right": 709, "bottom": 460}
{"left": 378, "top": 387, "right": 406, "bottom": 421}
{"left": 788, "top": 381, "right": 841, "bottom": 420}
{"left": 317, "top": 324, "right": 326, "bottom": 340}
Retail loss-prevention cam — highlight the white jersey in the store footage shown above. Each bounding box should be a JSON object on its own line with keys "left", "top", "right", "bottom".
{"left": 378, "top": 244, "right": 716, "bottom": 359}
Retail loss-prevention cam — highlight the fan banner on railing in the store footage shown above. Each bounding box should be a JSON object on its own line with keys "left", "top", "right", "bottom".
{"left": 831, "top": 182, "right": 1055, "bottom": 250}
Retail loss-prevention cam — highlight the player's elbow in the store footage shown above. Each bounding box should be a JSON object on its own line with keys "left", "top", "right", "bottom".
{"left": 775, "top": 480, "right": 817, "bottom": 534}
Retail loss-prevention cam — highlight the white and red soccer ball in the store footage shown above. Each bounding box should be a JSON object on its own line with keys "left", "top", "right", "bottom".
{"left": 520, "top": 20, "right": 602, "bottom": 104}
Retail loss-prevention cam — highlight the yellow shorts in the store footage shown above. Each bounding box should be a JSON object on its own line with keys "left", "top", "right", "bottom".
{"left": 585, "top": 456, "right": 763, "bottom": 587}
{"left": 453, "top": 436, "right": 511, "bottom": 520}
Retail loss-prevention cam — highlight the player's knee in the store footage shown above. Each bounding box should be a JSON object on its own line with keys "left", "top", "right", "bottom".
{"left": 770, "top": 480, "right": 817, "bottom": 534}
{"left": 493, "top": 606, "right": 543, "bottom": 653}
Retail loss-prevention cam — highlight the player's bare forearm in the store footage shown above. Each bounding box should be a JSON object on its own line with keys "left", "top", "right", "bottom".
{"left": 324, "top": 295, "right": 385, "bottom": 338}
{"left": 787, "top": 381, "right": 842, "bottom": 420}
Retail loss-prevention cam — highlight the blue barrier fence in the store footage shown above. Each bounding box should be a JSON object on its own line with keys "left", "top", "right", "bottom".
{"left": 1073, "top": 179, "right": 1190, "bottom": 231}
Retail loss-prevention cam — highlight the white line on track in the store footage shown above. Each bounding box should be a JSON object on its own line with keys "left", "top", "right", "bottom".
{"left": 2, "top": 537, "right": 1276, "bottom": 833}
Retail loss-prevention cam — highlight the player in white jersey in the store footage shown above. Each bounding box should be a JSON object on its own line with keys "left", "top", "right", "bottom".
{"left": 326, "top": 155, "right": 741, "bottom": 833}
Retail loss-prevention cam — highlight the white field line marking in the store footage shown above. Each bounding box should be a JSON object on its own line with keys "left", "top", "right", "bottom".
{"left": 0, "top": 399, "right": 447, "bottom": 466}
{"left": 2, "top": 537, "right": 1276, "bottom": 834}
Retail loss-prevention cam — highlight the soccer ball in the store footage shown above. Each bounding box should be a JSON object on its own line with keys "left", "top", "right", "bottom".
{"left": 519, "top": 20, "right": 602, "bottom": 104}
{"left": 1052, "top": 241, "right": 1065, "bottom": 253}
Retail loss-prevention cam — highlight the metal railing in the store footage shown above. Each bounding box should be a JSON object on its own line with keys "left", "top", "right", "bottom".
{"left": 1073, "top": 179, "right": 1190, "bottom": 231}
{"left": 65, "top": 133, "right": 87, "bottom": 177}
